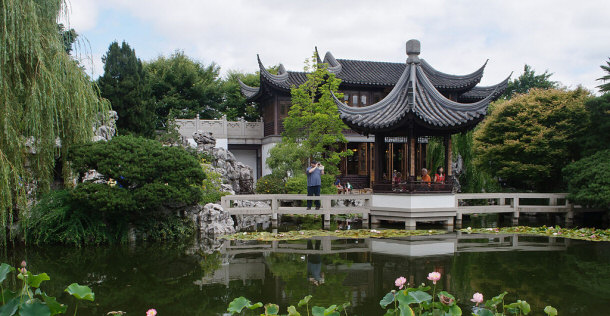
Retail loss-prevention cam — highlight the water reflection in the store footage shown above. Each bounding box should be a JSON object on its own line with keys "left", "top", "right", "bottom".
{"left": 4, "top": 233, "right": 609, "bottom": 315}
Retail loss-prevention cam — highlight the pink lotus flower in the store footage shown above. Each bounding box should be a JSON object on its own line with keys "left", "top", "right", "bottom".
{"left": 395, "top": 276, "right": 407, "bottom": 289}
{"left": 146, "top": 309, "right": 157, "bottom": 316}
{"left": 471, "top": 292, "right": 484, "bottom": 306}
{"left": 20, "top": 261, "right": 26, "bottom": 268}
{"left": 427, "top": 272, "right": 441, "bottom": 284}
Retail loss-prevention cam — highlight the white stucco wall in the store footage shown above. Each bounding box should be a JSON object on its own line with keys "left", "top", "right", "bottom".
{"left": 215, "top": 138, "right": 228, "bottom": 150}
{"left": 231, "top": 149, "right": 258, "bottom": 179}
{"left": 261, "top": 142, "right": 278, "bottom": 176}
{"left": 372, "top": 194, "right": 455, "bottom": 209}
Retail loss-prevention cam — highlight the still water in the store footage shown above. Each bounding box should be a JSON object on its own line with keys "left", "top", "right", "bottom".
{"left": 5, "top": 230, "right": 610, "bottom": 315}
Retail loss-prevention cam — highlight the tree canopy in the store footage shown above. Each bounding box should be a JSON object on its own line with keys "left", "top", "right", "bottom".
{"left": 146, "top": 51, "right": 223, "bottom": 127}
{"left": 563, "top": 149, "right": 610, "bottom": 209}
{"left": 269, "top": 53, "right": 351, "bottom": 176}
{"left": 1, "top": 0, "right": 109, "bottom": 244}
{"left": 597, "top": 58, "right": 610, "bottom": 93}
{"left": 220, "top": 70, "right": 260, "bottom": 121}
{"left": 580, "top": 93, "right": 610, "bottom": 156}
{"left": 501, "top": 64, "right": 558, "bottom": 99}
{"left": 474, "top": 88, "right": 590, "bottom": 191}
{"left": 98, "top": 41, "right": 155, "bottom": 137}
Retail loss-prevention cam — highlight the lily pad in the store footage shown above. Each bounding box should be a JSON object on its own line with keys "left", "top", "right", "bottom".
{"left": 459, "top": 226, "right": 610, "bottom": 242}
{"left": 65, "top": 283, "right": 94, "bottom": 301}
{"left": 221, "top": 229, "right": 447, "bottom": 241}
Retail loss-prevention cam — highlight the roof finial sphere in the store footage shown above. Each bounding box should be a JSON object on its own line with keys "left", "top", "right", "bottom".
{"left": 406, "top": 39, "right": 421, "bottom": 56}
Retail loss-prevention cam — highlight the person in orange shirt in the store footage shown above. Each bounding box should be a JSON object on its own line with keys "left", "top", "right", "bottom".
{"left": 421, "top": 168, "right": 431, "bottom": 182}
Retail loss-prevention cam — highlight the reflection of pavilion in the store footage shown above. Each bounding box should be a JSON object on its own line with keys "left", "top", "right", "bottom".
{"left": 193, "top": 234, "right": 568, "bottom": 288}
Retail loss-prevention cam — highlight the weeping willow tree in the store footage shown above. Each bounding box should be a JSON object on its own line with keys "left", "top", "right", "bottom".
{"left": 0, "top": 0, "right": 109, "bottom": 244}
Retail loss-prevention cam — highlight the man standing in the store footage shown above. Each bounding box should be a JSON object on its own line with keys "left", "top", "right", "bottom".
{"left": 306, "top": 161, "right": 324, "bottom": 210}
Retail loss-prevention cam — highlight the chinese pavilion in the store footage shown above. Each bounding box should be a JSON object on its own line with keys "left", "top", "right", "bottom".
{"left": 240, "top": 39, "right": 509, "bottom": 189}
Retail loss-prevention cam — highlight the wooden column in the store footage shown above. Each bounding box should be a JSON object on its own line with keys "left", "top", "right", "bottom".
{"left": 444, "top": 135, "right": 452, "bottom": 176}
{"left": 374, "top": 134, "right": 385, "bottom": 182}
{"left": 409, "top": 137, "right": 416, "bottom": 178}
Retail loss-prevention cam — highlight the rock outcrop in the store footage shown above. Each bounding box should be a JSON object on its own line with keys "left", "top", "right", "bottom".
{"left": 188, "top": 203, "right": 236, "bottom": 236}
{"left": 193, "top": 131, "right": 254, "bottom": 194}
{"left": 92, "top": 111, "right": 118, "bottom": 142}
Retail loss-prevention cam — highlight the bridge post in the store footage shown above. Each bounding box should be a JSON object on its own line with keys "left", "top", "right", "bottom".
{"left": 322, "top": 196, "right": 331, "bottom": 229}
{"left": 565, "top": 202, "right": 574, "bottom": 227}
{"left": 511, "top": 195, "right": 519, "bottom": 225}
{"left": 362, "top": 196, "right": 371, "bottom": 228}
{"left": 271, "top": 197, "right": 279, "bottom": 228}
{"left": 455, "top": 212, "right": 463, "bottom": 229}
{"left": 405, "top": 219, "right": 416, "bottom": 230}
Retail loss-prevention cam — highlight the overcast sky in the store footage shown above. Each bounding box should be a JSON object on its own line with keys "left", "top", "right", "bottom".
{"left": 65, "top": 0, "right": 610, "bottom": 92}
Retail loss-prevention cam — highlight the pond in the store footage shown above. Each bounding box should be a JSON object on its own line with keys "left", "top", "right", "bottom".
{"left": 4, "top": 228, "right": 610, "bottom": 315}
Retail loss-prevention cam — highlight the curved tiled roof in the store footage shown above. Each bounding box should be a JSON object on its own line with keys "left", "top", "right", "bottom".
{"left": 420, "top": 59, "right": 486, "bottom": 91}
{"left": 240, "top": 50, "right": 492, "bottom": 100}
{"left": 457, "top": 75, "right": 511, "bottom": 102}
{"left": 334, "top": 57, "right": 506, "bottom": 134}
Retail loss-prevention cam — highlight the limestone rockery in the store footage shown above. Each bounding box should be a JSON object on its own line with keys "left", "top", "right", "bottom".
{"left": 193, "top": 131, "right": 254, "bottom": 194}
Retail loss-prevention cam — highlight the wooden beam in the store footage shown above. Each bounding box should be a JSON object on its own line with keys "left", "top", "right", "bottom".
{"left": 444, "top": 135, "right": 452, "bottom": 176}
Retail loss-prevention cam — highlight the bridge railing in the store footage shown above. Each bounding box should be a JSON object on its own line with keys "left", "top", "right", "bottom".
{"left": 221, "top": 194, "right": 372, "bottom": 228}
{"left": 455, "top": 192, "right": 574, "bottom": 225}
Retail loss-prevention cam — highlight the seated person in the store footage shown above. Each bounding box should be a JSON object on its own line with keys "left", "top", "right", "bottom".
{"left": 334, "top": 178, "right": 344, "bottom": 194}
{"left": 421, "top": 168, "right": 431, "bottom": 183}
{"left": 434, "top": 167, "right": 446, "bottom": 183}
{"left": 345, "top": 181, "right": 353, "bottom": 194}
{"left": 393, "top": 172, "right": 402, "bottom": 184}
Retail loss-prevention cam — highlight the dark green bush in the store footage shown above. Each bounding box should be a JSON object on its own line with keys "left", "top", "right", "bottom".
{"left": 69, "top": 136, "right": 205, "bottom": 213}
{"left": 563, "top": 149, "right": 610, "bottom": 209}
{"left": 29, "top": 136, "right": 207, "bottom": 245}
{"left": 285, "top": 174, "right": 336, "bottom": 194}
{"left": 255, "top": 174, "right": 285, "bottom": 194}
{"left": 27, "top": 190, "right": 110, "bottom": 245}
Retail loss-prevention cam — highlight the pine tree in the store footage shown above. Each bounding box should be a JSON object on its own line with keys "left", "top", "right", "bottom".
{"left": 98, "top": 41, "right": 155, "bottom": 137}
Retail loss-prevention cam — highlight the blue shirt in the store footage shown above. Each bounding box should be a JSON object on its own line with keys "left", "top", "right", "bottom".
{"left": 306, "top": 167, "right": 322, "bottom": 186}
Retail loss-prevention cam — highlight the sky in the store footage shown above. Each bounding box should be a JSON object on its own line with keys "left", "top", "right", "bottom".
{"left": 64, "top": 0, "right": 610, "bottom": 92}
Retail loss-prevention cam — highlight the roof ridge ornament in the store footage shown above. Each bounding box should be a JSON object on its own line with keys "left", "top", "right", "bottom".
{"left": 406, "top": 39, "right": 421, "bottom": 64}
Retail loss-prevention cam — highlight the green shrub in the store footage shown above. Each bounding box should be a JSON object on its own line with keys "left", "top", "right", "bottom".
{"left": 69, "top": 136, "right": 205, "bottom": 213}
{"left": 563, "top": 149, "right": 610, "bottom": 208}
{"left": 135, "top": 214, "right": 195, "bottom": 241}
{"left": 200, "top": 160, "right": 231, "bottom": 204}
{"left": 285, "top": 173, "right": 337, "bottom": 194}
{"left": 27, "top": 136, "right": 207, "bottom": 245}
{"left": 255, "top": 174, "right": 285, "bottom": 194}
{"left": 27, "top": 190, "right": 110, "bottom": 245}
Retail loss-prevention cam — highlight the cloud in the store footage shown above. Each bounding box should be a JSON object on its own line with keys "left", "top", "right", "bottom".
{"left": 70, "top": 0, "right": 610, "bottom": 90}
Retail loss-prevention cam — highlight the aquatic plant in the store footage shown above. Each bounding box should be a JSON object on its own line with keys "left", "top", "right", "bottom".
{"left": 221, "top": 229, "right": 446, "bottom": 241}
{"left": 0, "top": 261, "right": 94, "bottom": 315}
{"left": 459, "top": 225, "right": 610, "bottom": 242}
{"left": 227, "top": 270, "right": 558, "bottom": 315}
{"left": 227, "top": 295, "right": 350, "bottom": 316}
{"left": 380, "top": 272, "right": 558, "bottom": 316}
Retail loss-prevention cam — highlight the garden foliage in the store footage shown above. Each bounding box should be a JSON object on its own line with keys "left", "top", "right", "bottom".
{"left": 474, "top": 88, "right": 590, "bottom": 191}
{"left": 0, "top": 261, "right": 94, "bottom": 315}
{"left": 98, "top": 41, "right": 155, "bottom": 137}
{"left": 0, "top": 0, "right": 109, "bottom": 245}
{"left": 269, "top": 52, "right": 352, "bottom": 177}
{"left": 255, "top": 174, "right": 286, "bottom": 194}
{"left": 563, "top": 149, "right": 610, "bottom": 209}
{"left": 28, "top": 136, "right": 204, "bottom": 244}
